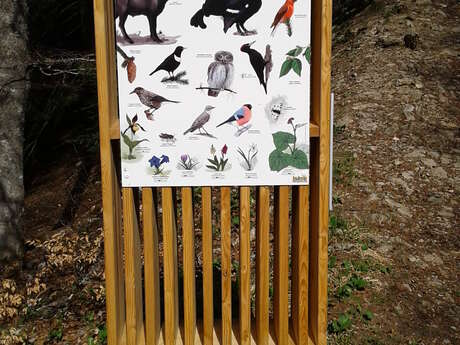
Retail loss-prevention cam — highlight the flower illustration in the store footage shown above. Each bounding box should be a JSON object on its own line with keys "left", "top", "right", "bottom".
{"left": 149, "top": 154, "right": 169, "bottom": 175}
{"left": 178, "top": 154, "right": 200, "bottom": 171}
{"left": 207, "top": 144, "right": 229, "bottom": 171}
{"left": 237, "top": 144, "right": 258, "bottom": 171}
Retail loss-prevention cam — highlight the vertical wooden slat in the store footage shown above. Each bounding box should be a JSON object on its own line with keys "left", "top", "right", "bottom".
{"left": 239, "top": 187, "right": 251, "bottom": 345}
{"left": 94, "top": 0, "right": 125, "bottom": 343}
{"left": 182, "top": 188, "right": 196, "bottom": 345}
{"left": 123, "top": 188, "right": 146, "bottom": 345}
{"left": 202, "top": 187, "right": 214, "bottom": 345}
{"left": 274, "top": 186, "right": 289, "bottom": 345}
{"left": 143, "top": 188, "right": 161, "bottom": 345}
{"left": 256, "top": 187, "right": 270, "bottom": 345}
{"left": 292, "top": 186, "right": 309, "bottom": 345}
{"left": 162, "top": 187, "right": 179, "bottom": 345}
{"left": 220, "top": 187, "right": 232, "bottom": 345}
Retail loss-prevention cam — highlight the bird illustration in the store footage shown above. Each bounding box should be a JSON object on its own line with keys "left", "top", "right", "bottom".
{"left": 123, "top": 114, "right": 145, "bottom": 135}
{"left": 207, "top": 51, "right": 234, "bottom": 97}
{"left": 216, "top": 104, "right": 252, "bottom": 136}
{"left": 271, "top": 0, "right": 296, "bottom": 37}
{"left": 240, "top": 42, "right": 272, "bottom": 94}
{"left": 183, "top": 105, "right": 215, "bottom": 136}
{"left": 191, "top": 0, "right": 262, "bottom": 35}
{"left": 149, "top": 46, "right": 186, "bottom": 78}
{"left": 130, "top": 87, "right": 179, "bottom": 120}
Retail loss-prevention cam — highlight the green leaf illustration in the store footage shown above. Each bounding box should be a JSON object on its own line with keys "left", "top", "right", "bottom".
{"left": 272, "top": 131, "right": 296, "bottom": 151}
{"left": 269, "top": 150, "right": 288, "bottom": 172}
{"left": 304, "top": 46, "right": 311, "bottom": 64}
{"left": 286, "top": 46, "right": 303, "bottom": 57}
{"left": 280, "top": 59, "right": 293, "bottom": 77}
{"left": 292, "top": 58, "right": 302, "bottom": 76}
{"left": 290, "top": 149, "right": 309, "bottom": 169}
{"left": 126, "top": 114, "right": 132, "bottom": 126}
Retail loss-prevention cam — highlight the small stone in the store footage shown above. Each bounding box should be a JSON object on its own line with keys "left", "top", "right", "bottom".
{"left": 431, "top": 167, "right": 447, "bottom": 179}
{"left": 422, "top": 158, "right": 437, "bottom": 168}
{"left": 423, "top": 253, "right": 443, "bottom": 265}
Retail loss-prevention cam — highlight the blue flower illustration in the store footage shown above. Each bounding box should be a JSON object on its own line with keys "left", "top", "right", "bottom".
{"left": 149, "top": 155, "right": 169, "bottom": 175}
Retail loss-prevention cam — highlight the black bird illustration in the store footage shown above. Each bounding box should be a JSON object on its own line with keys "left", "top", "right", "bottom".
{"left": 240, "top": 42, "right": 272, "bottom": 94}
{"left": 130, "top": 87, "right": 179, "bottom": 120}
{"left": 149, "top": 46, "right": 186, "bottom": 78}
{"left": 191, "top": 0, "right": 261, "bottom": 35}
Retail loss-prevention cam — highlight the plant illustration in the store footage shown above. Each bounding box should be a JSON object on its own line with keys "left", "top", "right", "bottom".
{"left": 280, "top": 45, "right": 311, "bottom": 78}
{"left": 269, "top": 118, "right": 309, "bottom": 172}
{"left": 178, "top": 154, "right": 199, "bottom": 171}
{"left": 121, "top": 114, "right": 148, "bottom": 160}
{"left": 237, "top": 144, "right": 258, "bottom": 171}
{"left": 149, "top": 155, "right": 169, "bottom": 175}
{"left": 206, "top": 144, "right": 229, "bottom": 171}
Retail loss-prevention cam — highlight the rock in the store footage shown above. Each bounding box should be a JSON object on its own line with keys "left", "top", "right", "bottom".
{"left": 423, "top": 253, "right": 443, "bottom": 266}
{"left": 422, "top": 158, "right": 437, "bottom": 168}
{"left": 431, "top": 167, "right": 447, "bottom": 179}
{"left": 406, "top": 148, "right": 426, "bottom": 159}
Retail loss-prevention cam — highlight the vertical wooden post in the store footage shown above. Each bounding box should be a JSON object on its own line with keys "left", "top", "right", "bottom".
{"left": 142, "top": 188, "right": 161, "bottom": 345}
{"left": 202, "top": 187, "right": 214, "bottom": 345}
{"left": 221, "top": 187, "right": 232, "bottom": 345}
{"left": 182, "top": 187, "right": 197, "bottom": 345}
{"left": 256, "top": 187, "right": 270, "bottom": 345}
{"left": 123, "top": 188, "right": 146, "bottom": 345}
{"left": 239, "top": 187, "right": 251, "bottom": 345}
{"left": 162, "top": 188, "right": 179, "bottom": 345}
{"left": 93, "top": 0, "right": 126, "bottom": 344}
{"left": 310, "top": 1, "right": 332, "bottom": 344}
{"left": 274, "top": 186, "right": 289, "bottom": 345}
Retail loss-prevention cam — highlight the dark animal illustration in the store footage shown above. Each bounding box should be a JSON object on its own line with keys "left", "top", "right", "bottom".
{"left": 159, "top": 133, "right": 176, "bottom": 142}
{"left": 130, "top": 87, "right": 179, "bottom": 120}
{"left": 149, "top": 46, "right": 185, "bottom": 78}
{"left": 115, "top": 0, "right": 169, "bottom": 43}
{"left": 183, "top": 106, "right": 215, "bottom": 136}
{"left": 207, "top": 51, "right": 234, "bottom": 97}
{"left": 191, "top": 0, "right": 262, "bottom": 35}
{"left": 241, "top": 42, "right": 272, "bottom": 94}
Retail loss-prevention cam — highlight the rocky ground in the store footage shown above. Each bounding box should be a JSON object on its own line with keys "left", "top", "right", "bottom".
{"left": 328, "top": 0, "right": 459, "bottom": 344}
{"left": 0, "top": 0, "right": 458, "bottom": 344}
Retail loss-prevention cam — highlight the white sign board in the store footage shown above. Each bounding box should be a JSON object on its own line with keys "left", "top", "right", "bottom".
{"left": 114, "top": 0, "right": 311, "bottom": 187}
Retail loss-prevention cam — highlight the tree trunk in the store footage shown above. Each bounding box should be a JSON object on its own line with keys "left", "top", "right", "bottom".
{"left": 0, "top": 0, "right": 29, "bottom": 261}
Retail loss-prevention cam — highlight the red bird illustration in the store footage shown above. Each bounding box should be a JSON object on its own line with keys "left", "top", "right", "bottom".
{"left": 271, "top": 0, "right": 296, "bottom": 37}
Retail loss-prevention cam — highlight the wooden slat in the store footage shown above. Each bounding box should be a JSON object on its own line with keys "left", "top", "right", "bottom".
{"left": 256, "top": 187, "right": 270, "bottom": 345}
{"left": 220, "top": 187, "right": 232, "bottom": 345}
{"left": 162, "top": 187, "right": 179, "bottom": 345}
{"left": 291, "top": 187, "right": 309, "bottom": 345}
{"left": 123, "top": 188, "right": 146, "bottom": 345}
{"left": 239, "top": 187, "right": 251, "bottom": 345}
{"left": 201, "top": 187, "right": 214, "bottom": 345}
{"left": 182, "top": 188, "right": 197, "bottom": 345}
{"left": 143, "top": 188, "right": 161, "bottom": 345}
{"left": 93, "top": 0, "right": 126, "bottom": 343}
{"left": 274, "top": 186, "right": 289, "bottom": 345}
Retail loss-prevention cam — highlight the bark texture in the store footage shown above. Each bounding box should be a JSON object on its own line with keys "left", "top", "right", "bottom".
{"left": 0, "top": 0, "right": 28, "bottom": 261}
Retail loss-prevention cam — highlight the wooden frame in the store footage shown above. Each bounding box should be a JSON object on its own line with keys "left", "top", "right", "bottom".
{"left": 93, "top": 0, "right": 331, "bottom": 344}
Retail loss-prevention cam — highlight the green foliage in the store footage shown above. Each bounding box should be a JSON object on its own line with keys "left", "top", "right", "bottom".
{"left": 279, "top": 45, "right": 311, "bottom": 78}
{"left": 328, "top": 313, "right": 352, "bottom": 334}
{"left": 48, "top": 323, "right": 63, "bottom": 341}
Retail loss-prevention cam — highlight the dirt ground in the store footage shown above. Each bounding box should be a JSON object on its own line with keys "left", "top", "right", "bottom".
{"left": 0, "top": 0, "right": 458, "bottom": 344}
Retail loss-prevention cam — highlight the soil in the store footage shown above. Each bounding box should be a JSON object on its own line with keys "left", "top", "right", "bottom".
{"left": 0, "top": 0, "right": 458, "bottom": 344}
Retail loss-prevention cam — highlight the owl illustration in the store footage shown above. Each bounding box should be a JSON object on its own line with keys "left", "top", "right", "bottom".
{"left": 207, "top": 51, "right": 234, "bottom": 97}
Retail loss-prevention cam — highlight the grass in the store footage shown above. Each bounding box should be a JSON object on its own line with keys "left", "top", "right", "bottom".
{"left": 333, "top": 151, "right": 357, "bottom": 186}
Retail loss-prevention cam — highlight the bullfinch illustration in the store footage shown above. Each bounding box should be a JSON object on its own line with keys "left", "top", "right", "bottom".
{"left": 217, "top": 104, "right": 252, "bottom": 136}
